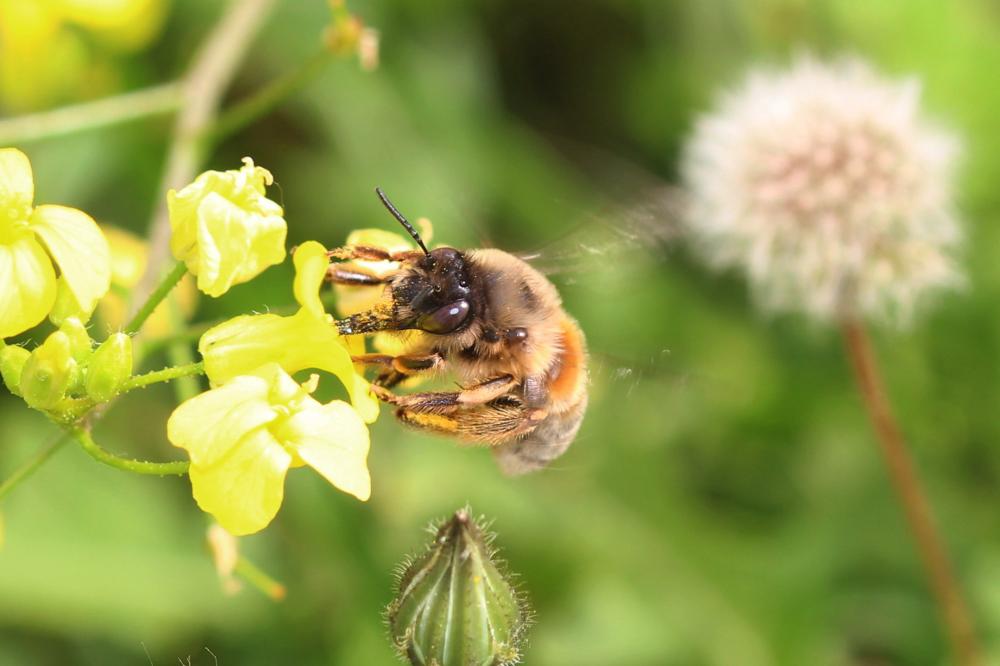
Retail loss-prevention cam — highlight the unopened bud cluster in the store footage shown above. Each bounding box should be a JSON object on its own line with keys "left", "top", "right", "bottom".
{"left": 1, "top": 318, "right": 132, "bottom": 419}
{"left": 388, "top": 509, "right": 530, "bottom": 666}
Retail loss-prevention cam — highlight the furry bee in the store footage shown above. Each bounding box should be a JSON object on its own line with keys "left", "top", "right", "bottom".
{"left": 327, "top": 188, "right": 588, "bottom": 475}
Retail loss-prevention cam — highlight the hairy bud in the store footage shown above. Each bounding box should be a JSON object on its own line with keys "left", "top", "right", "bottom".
{"left": 387, "top": 509, "right": 530, "bottom": 666}
{"left": 19, "top": 331, "right": 77, "bottom": 410}
{"left": 85, "top": 333, "right": 133, "bottom": 402}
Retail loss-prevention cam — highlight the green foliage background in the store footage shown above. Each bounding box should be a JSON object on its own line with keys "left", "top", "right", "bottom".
{"left": 2, "top": 1, "right": 1000, "bottom": 664}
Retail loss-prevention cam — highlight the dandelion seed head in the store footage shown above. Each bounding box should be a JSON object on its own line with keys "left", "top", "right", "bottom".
{"left": 682, "top": 56, "right": 962, "bottom": 323}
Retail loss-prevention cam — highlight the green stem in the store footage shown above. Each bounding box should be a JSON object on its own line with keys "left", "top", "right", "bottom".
{"left": 72, "top": 428, "right": 189, "bottom": 476}
{"left": 0, "top": 83, "right": 182, "bottom": 144}
{"left": 120, "top": 361, "right": 205, "bottom": 392}
{"left": 203, "top": 49, "right": 334, "bottom": 147}
{"left": 165, "top": 292, "right": 202, "bottom": 403}
{"left": 125, "top": 261, "right": 188, "bottom": 336}
{"left": 0, "top": 434, "right": 69, "bottom": 501}
{"left": 234, "top": 555, "right": 287, "bottom": 601}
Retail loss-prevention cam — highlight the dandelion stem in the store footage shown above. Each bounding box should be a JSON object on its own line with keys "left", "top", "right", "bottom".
{"left": 124, "top": 260, "right": 188, "bottom": 336}
{"left": 204, "top": 48, "right": 335, "bottom": 147}
{"left": 0, "top": 83, "right": 182, "bottom": 144}
{"left": 120, "top": 362, "right": 205, "bottom": 393}
{"left": 72, "top": 427, "right": 189, "bottom": 476}
{"left": 840, "top": 320, "right": 982, "bottom": 666}
{"left": 0, "top": 434, "right": 69, "bottom": 501}
{"left": 234, "top": 555, "right": 287, "bottom": 601}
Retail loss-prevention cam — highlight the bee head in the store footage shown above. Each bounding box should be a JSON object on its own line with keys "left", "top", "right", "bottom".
{"left": 405, "top": 247, "right": 473, "bottom": 334}
{"left": 374, "top": 187, "right": 474, "bottom": 335}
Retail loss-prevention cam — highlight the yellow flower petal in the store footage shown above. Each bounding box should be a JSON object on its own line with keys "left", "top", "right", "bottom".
{"left": 292, "top": 240, "right": 329, "bottom": 319}
{"left": 199, "top": 310, "right": 379, "bottom": 422}
{"left": 167, "top": 374, "right": 278, "bottom": 467}
{"left": 168, "top": 159, "right": 287, "bottom": 298}
{"left": 273, "top": 400, "right": 371, "bottom": 501}
{"left": 191, "top": 191, "right": 286, "bottom": 296}
{"left": 29, "top": 204, "right": 111, "bottom": 318}
{"left": 0, "top": 147, "right": 33, "bottom": 231}
{"left": 189, "top": 427, "right": 292, "bottom": 536}
{"left": 0, "top": 235, "right": 56, "bottom": 338}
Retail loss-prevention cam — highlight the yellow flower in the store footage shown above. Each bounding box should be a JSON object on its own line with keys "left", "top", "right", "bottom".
{"left": 167, "top": 363, "right": 370, "bottom": 535}
{"left": 0, "top": 148, "right": 111, "bottom": 338}
{"left": 168, "top": 158, "right": 287, "bottom": 297}
{"left": 97, "top": 225, "right": 197, "bottom": 337}
{"left": 199, "top": 240, "right": 379, "bottom": 423}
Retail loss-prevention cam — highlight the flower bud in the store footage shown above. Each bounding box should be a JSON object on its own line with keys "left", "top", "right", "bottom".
{"left": 58, "top": 317, "right": 94, "bottom": 364}
{"left": 19, "top": 331, "right": 77, "bottom": 410}
{"left": 84, "top": 333, "right": 133, "bottom": 402}
{"left": 388, "top": 509, "right": 529, "bottom": 666}
{"left": 0, "top": 344, "right": 31, "bottom": 396}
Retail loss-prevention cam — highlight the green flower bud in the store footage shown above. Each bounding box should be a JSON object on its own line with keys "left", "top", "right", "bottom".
{"left": 388, "top": 509, "right": 530, "bottom": 666}
{"left": 1, "top": 344, "right": 31, "bottom": 396}
{"left": 84, "top": 333, "right": 133, "bottom": 402}
{"left": 20, "top": 331, "right": 77, "bottom": 410}
{"left": 58, "top": 317, "right": 94, "bottom": 364}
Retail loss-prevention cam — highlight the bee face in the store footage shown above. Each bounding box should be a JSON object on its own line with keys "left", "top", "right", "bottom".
{"left": 402, "top": 247, "right": 473, "bottom": 334}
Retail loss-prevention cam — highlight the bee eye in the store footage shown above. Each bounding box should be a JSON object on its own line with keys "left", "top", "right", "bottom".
{"left": 417, "top": 300, "right": 471, "bottom": 334}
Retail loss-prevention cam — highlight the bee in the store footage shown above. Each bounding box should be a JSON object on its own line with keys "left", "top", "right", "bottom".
{"left": 327, "top": 188, "right": 588, "bottom": 475}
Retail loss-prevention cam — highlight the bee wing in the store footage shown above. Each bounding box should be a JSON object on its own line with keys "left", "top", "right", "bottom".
{"left": 517, "top": 182, "right": 687, "bottom": 278}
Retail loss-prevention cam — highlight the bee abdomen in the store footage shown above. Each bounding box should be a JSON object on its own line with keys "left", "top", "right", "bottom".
{"left": 491, "top": 396, "right": 588, "bottom": 476}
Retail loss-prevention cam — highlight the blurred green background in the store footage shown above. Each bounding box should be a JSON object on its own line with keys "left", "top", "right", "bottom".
{"left": 3, "top": 0, "right": 1000, "bottom": 664}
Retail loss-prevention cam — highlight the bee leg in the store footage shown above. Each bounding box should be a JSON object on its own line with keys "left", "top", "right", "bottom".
{"left": 396, "top": 399, "right": 546, "bottom": 446}
{"left": 326, "top": 266, "right": 387, "bottom": 286}
{"left": 327, "top": 245, "right": 423, "bottom": 262}
{"left": 352, "top": 352, "right": 446, "bottom": 375}
{"left": 375, "top": 375, "right": 517, "bottom": 413}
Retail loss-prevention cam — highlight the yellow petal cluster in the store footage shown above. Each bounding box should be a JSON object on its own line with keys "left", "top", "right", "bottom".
{"left": 200, "top": 240, "right": 379, "bottom": 422}
{"left": 0, "top": 148, "right": 111, "bottom": 338}
{"left": 167, "top": 363, "right": 370, "bottom": 535}
{"left": 168, "top": 158, "right": 287, "bottom": 297}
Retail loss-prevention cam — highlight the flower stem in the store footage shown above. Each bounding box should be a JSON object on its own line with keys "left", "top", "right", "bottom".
{"left": 840, "top": 320, "right": 982, "bottom": 666}
{"left": 204, "top": 48, "right": 334, "bottom": 147}
{"left": 124, "top": 260, "right": 188, "bottom": 336}
{"left": 234, "top": 555, "right": 287, "bottom": 601}
{"left": 0, "top": 83, "right": 182, "bottom": 144}
{"left": 134, "top": 0, "right": 276, "bottom": 312}
{"left": 72, "top": 428, "right": 189, "bottom": 476}
{"left": 0, "top": 434, "right": 69, "bottom": 501}
{"left": 120, "top": 362, "right": 204, "bottom": 392}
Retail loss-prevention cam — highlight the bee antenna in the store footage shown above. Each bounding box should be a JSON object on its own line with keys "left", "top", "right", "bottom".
{"left": 375, "top": 187, "right": 429, "bottom": 255}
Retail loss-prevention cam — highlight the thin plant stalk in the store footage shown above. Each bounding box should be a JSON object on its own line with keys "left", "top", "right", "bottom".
{"left": 203, "top": 49, "right": 334, "bottom": 148}
{"left": 0, "top": 83, "right": 182, "bottom": 144}
{"left": 133, "top": 0, "right": 276, "bottom": 315}
{"left": 124, "top": 260, "right": 188, "bottom": 335}
{"left": 120, "top": 362, "right": 205, "bottom": 393}
{"left": 0, "top": 434, "right": 69, "bottom": 501}
{"left": 72, "top": 428, "right": 189, "bottom": 476}
{"left": 840, "top": 319, "right": 981, "bottom": 666}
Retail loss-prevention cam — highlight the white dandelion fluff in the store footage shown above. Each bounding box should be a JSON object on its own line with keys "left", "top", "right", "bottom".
{"left": 682, "top": 56, "right": 962, "bottom": 323}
